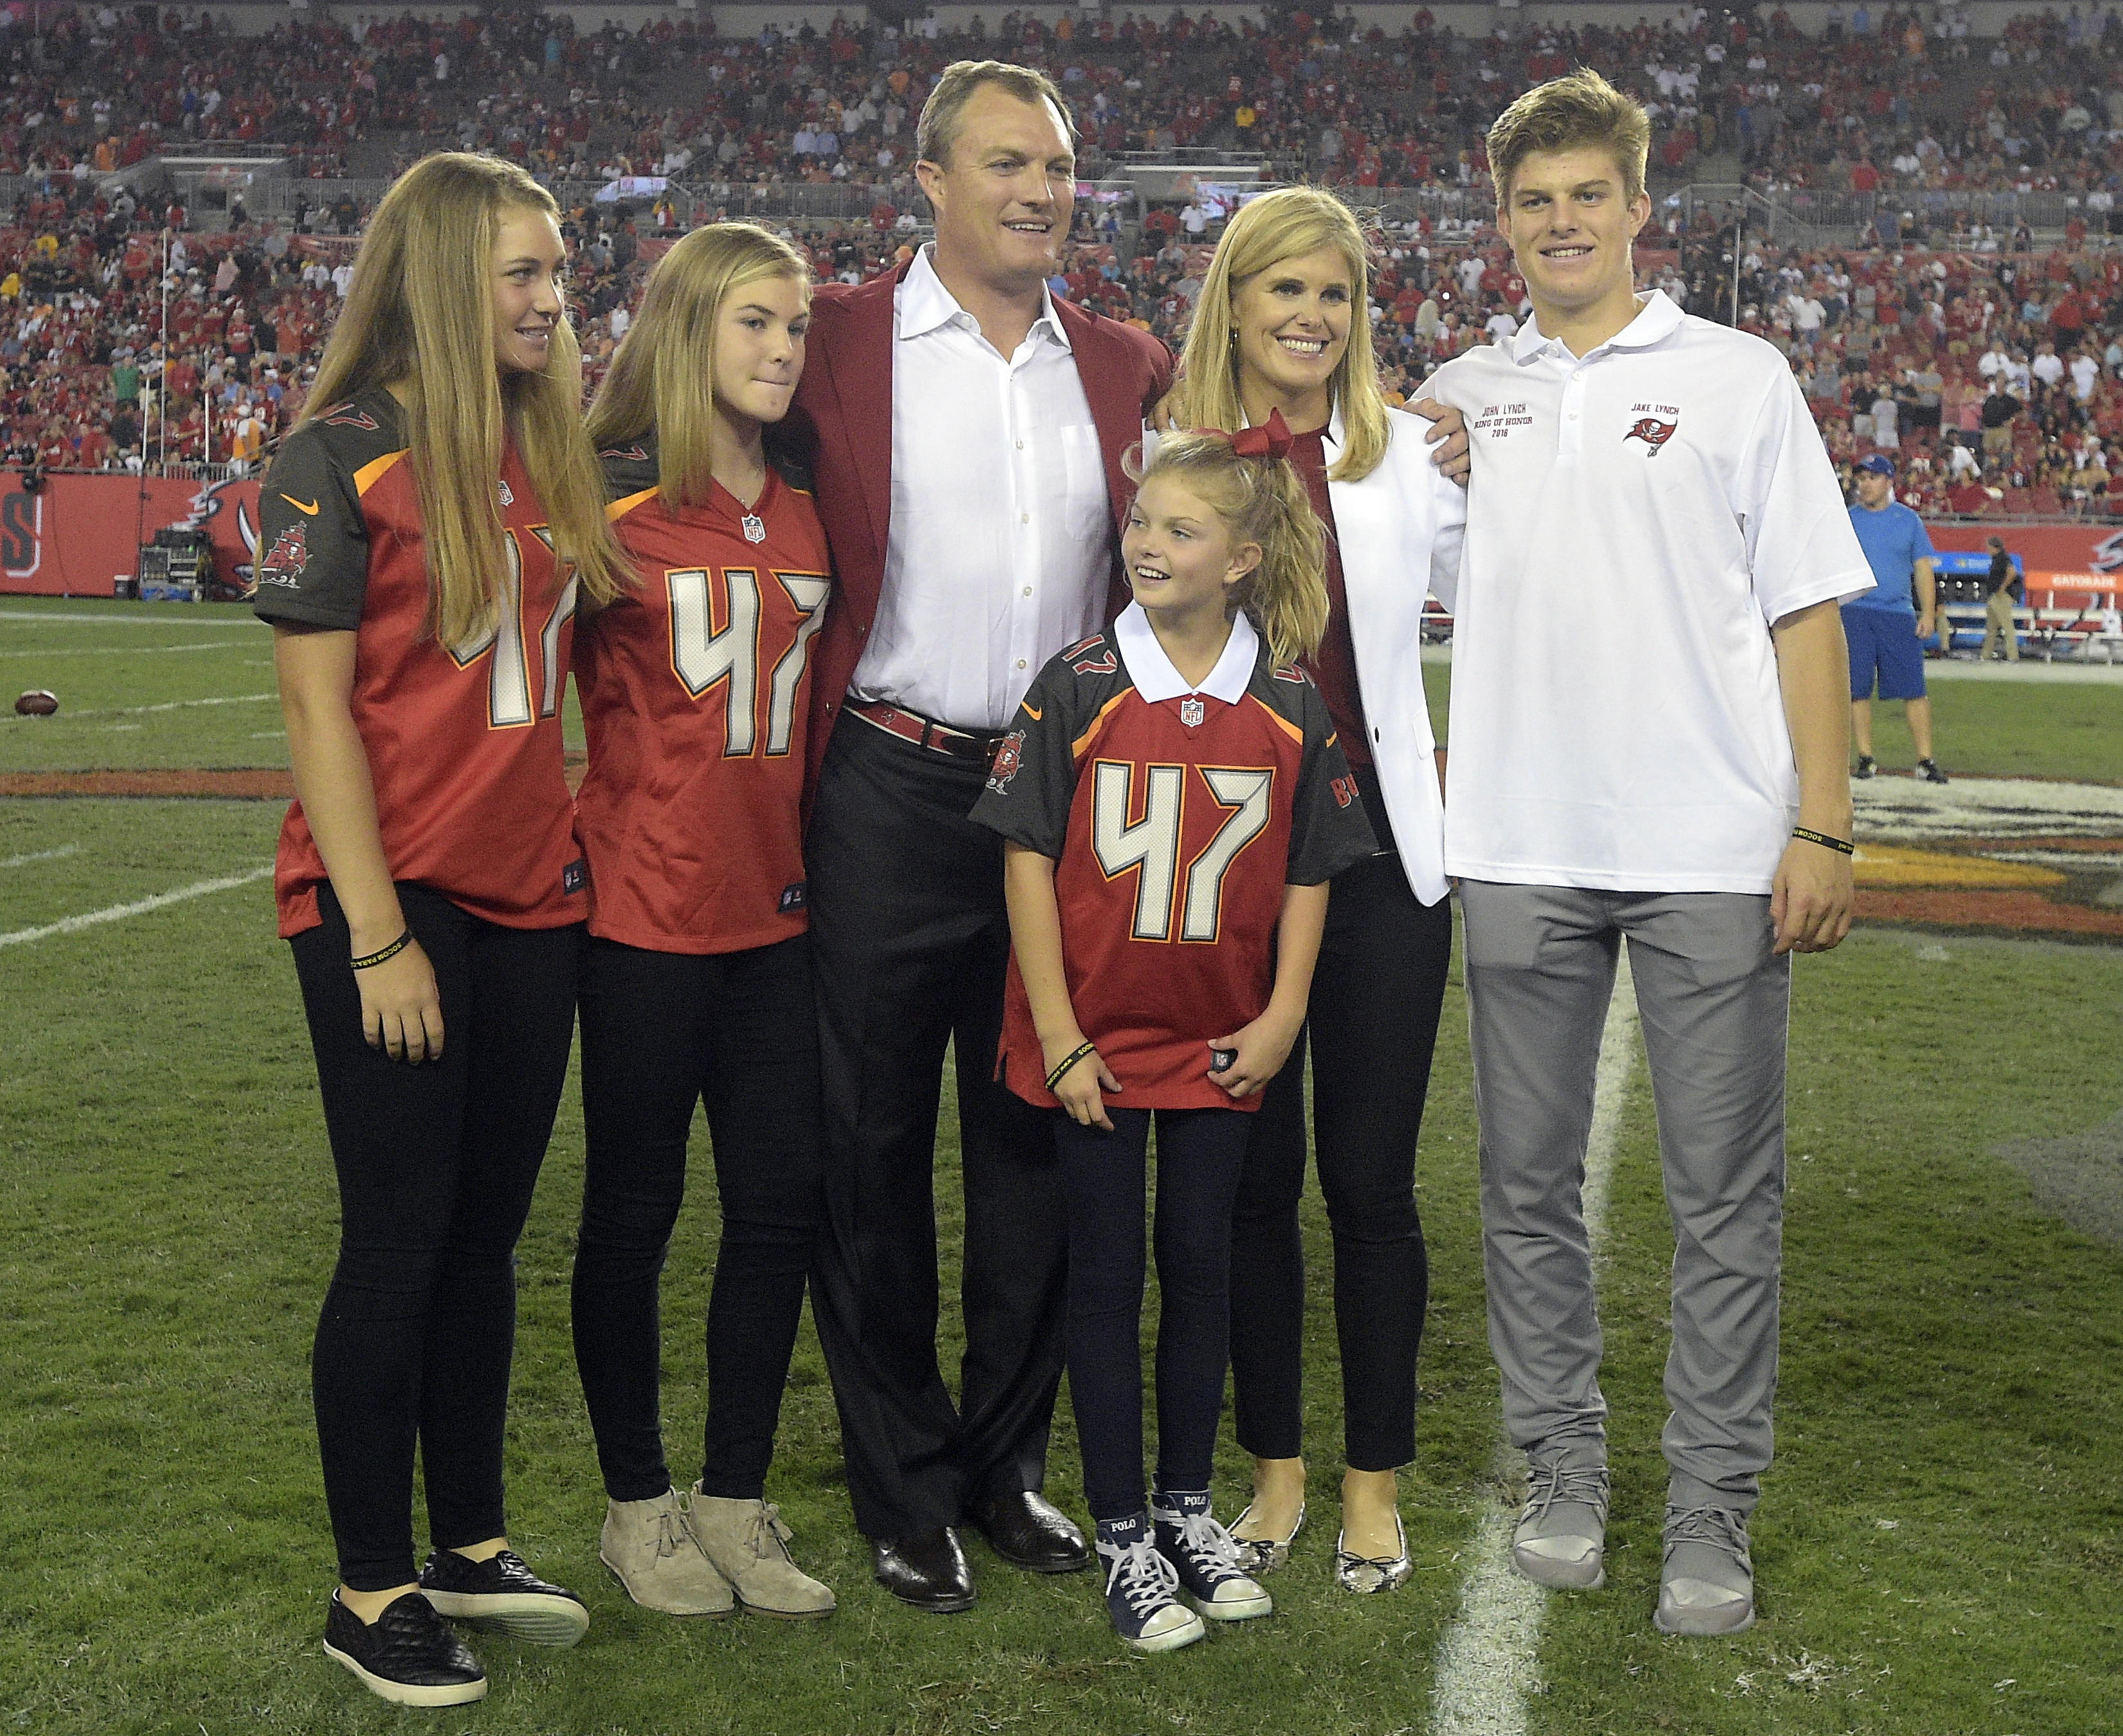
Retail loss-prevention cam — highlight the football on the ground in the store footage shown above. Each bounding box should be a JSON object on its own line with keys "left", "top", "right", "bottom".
{"left": 15, "top": 690, "right": 59, "bottom": 716}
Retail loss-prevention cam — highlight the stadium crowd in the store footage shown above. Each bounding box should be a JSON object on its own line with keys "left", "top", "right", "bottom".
{"left": 9, "top": 0, "right": 2123, "bottom": 507}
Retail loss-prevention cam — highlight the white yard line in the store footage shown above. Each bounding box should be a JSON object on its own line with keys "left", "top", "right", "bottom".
{"left": 1, "top": 692, "right": 276, "bottom": 724}
{"left": 1429, "top": 953, "right": 1640, "bottom": 1736}
{"left": 0, "top": 864, "right": 272, "bottom": 948}
{"left": 0, "top": 843, "right": 80, "bottom": 870}
{"left": 0, "top": 610, "right": 265, "bottom": 627}
{"left": 0, "top": 641, "right": 246, "bottom": 658}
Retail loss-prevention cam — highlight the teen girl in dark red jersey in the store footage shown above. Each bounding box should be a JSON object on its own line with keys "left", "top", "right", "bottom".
{"left": 971, "top": 422, "right": 1375, "bottom": 1653}
{"left": 569, "top": 224, "right": 836, "bottom": 1622}
{"left": 256, "top": 153, "right": 625, "bottom": 1709}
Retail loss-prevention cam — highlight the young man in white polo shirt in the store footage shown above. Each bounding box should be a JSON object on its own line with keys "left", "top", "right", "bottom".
{"left": 1426, "top": 69, "right": 1867, "bottom": 1637}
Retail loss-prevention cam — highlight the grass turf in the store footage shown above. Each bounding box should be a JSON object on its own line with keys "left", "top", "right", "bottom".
{"left": 1, "top": 603, "right": 2119, "bottom": 1734}
{"left": 4, "top": 598, "right": 2118, "bottom": 783}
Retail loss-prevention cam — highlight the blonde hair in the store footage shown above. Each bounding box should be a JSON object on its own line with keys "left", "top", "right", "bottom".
{"left": 1164, "top": 186, "right": 1390, "bottom": 484}
{"left": 917, "top": 59, "right": 1078, "bottom": 167}
{"left": 1128, "top": 431, "right": 1328, "bottom": 668}
{"left": 1486, "top": 68, "right": 1652, "bottom": 206}
{"left": 585, "top": 222, "right": 811, "bottom": 515}
{"left": 301, "top": 152, "right": 624, "bottom": 646}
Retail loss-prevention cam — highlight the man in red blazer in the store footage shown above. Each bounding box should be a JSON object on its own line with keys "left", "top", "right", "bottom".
{"left": 787, "top": 60, "right": 1171, "bottom": 1613}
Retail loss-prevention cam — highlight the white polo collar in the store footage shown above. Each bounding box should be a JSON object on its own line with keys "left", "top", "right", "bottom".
{"left": 897, "top": 243, "right": 1072, "bottom": 351}
{"left": 1512, "top": 288, "right": 1685, "bottom": 366}
{"left": 1115, "top": 601, "right": 1259, "bottom": 704}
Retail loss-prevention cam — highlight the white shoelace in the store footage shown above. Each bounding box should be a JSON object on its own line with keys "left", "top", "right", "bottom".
{"left": 1160, "top": 1506, "right": 1242, "bottom": 1579}
{"left": 1104, "top": 1537, "right": 1182, "bottom": 1616}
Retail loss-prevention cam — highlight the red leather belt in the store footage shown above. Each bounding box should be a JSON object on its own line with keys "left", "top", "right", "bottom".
{"left": 847, "top": 699, "right": 1009, "bottom": 765}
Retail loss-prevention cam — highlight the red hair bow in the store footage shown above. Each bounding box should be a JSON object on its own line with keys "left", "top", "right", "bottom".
{"left": 1193, "top": 407, "right": 1294, "bottom": 462}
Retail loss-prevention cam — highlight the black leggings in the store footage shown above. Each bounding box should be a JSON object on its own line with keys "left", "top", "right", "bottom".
{"left": 1055, "top": 1107, "right": 1251, "bottom": 1523}
{"left": 291, "top": 882, "right": 581, "bottom": 1593}
{"left": 1229, "top": 846, "right": 1453, "bottom": 1471}
{"left": 571, "top": 933, "right": 823, "bottom": 1503}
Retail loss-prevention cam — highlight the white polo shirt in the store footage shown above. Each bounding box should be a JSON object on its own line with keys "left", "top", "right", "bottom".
{"left": 1426, "top": 291, "right": 1873, "bottom": 894}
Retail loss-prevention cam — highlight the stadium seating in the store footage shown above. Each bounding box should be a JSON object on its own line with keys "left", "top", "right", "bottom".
{"left": 0, "top": 0, "right": 2119, "bottom": 562}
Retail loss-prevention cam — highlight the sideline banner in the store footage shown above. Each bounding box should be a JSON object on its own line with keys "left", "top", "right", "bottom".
{"left": 1925, "top": 522, "right": 2123, "bottom": 601}
{"left": 0, "top": 472, "right": 259, "bottom": 596}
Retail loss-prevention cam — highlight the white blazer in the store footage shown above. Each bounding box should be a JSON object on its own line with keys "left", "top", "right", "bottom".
{"left": 1138, "top": 405, "right": 1465, "bottom": 904}
{"left": 1323, "top": 403, "right": 1466, "bottom": 906}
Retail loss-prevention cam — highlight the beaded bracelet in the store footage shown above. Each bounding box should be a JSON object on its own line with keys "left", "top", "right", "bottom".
{"left": 1045, "top": 1040, "right": 1099, "bottom": 1093}
{"left": 351, "top": 930, "right": 412, "bottom": 971}
{"left": 1791, "top": 827, "right": 1855, "bottom": 857}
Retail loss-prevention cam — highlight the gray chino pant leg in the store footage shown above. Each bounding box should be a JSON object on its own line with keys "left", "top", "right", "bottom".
{"left": 1459, "top": 881, "right": 1790, "bottom": 1515}
{"left": 1459, "top": 882, "right": 1621, "bottom": 1463}
{"left": 1624, "top": 890, "right": 1789, "bottom": 1514}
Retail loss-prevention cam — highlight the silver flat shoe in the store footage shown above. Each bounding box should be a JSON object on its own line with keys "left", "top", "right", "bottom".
{"left": 1334, "top": 1515, "right": 1412, "bottom": 1594}
{"left": 1227, "top": 1500, "right": 1305, "bottom": 1575}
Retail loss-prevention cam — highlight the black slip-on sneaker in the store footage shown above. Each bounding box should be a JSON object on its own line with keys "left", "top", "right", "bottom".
{"left": 323, "top": 1589, "right": 488, "bottom": 1707}
{"left": 419, "top": 1548, "right": 589, "bottom": 1647}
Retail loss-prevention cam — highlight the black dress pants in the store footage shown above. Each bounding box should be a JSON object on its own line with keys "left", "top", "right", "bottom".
{"left": 571, "top": 933, "right": 823, "bottom": 1504}
{"left": 1229, "top": 841, "right": 1453, "bottom": 1472}
{"left": 291, "top": 882, "right": 581, "bottom": 1592}
{"left": 805, "top": 713, "right": 1070, "bottom": 1538}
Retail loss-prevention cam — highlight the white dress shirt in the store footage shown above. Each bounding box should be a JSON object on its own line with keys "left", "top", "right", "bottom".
{"left": 850, "top": 245, "right": 1112, "bottom": 731}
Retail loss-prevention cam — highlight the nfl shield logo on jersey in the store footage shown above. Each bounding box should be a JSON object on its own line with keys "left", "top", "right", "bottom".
{"left": 1180, "top": 697, "right": 1205, "bottom": 727}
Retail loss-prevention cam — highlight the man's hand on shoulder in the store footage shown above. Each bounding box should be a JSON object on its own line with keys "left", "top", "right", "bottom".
{"left": 1408, "top": 398, "right": 1470, "bottom": 484}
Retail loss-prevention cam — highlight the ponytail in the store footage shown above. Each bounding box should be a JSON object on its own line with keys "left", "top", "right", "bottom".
{"left": 1126, "top": 428, "right": 1328, "bottom": 667}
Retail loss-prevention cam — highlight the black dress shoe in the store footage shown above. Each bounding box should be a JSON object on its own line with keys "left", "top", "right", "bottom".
{"left": 968, "top": 1490, "right": 1090, "bottom": 1573}
{"left": 871, "top": 1528, "right": 977, "bottom": 1613}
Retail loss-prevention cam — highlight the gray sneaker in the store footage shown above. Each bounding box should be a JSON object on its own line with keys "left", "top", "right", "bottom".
{"left": 1654, "top": 1504, "right": 1755, "bottom": 1636}
{"left": 600, "top": 1488, "right": 733, "bottom": 1617}
{"left": 684, "top": 1489, "right": 836, "bottom": 1620}
{"left": 1511, "top": 1450, "right": 1609, "bottom": 1589}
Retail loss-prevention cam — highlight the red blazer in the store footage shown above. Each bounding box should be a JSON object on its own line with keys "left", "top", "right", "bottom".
{"left": 787, "top": 260, "right": 1173, "bottom": 794}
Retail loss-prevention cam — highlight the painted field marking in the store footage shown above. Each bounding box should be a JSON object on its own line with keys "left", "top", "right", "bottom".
{"left": 0, "top": 610, "right": 266, "bottom": 627}
{"left": 1, "top": 693, "right": 277, "bottom": 724}
{"left": 0, "top": 640, "right": 248, "bottom": 659}
{"left": 1429, "top": 953, "right": 1640, "bottom": 1736}
{"left": 0, "top": 863, "right": 273, "bottom": 949}
{"left": 0, "top": 843, "right": 80, "bottom": 870}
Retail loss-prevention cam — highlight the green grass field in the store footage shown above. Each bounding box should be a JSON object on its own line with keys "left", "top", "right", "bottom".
{"left": 3, "top": 599, "right": 2120, "bottom": 1735}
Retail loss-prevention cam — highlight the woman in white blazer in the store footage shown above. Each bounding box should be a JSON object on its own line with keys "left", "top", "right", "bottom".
{"left": 1159, "top": 186, "right": 1464, "bottom": 1593}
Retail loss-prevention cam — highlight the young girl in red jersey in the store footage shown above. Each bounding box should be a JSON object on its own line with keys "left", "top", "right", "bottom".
{"left": 970, "top": 419, "right": 1376, "bottom": 1652}
{"left": 569, "top": 224, "right": 836, "bottom": 1620}
{"left": 256, "top": 154, "right": 625, "bottom": 1708}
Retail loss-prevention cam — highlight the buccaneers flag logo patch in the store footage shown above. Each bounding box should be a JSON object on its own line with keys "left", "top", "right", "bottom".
{"left": 986, "top": 727, "right": 1027, "bottom": 795}
{"left": 257, "top": 522, "right": 309, "bottom": 588}
{"left": 1624, "top": 416, "right": 1679, "bottom": 457}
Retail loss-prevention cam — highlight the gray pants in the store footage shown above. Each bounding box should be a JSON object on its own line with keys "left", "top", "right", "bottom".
{"left": 1458, "top": 881, "right": 1790, "bottom": 1513}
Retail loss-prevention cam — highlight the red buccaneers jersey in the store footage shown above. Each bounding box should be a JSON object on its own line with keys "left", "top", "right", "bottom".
{"left": 572, "top": 434, "right": 833, "bottom": 953}
{"left": 972, "top": 610, "right": 1375, "bottom": 1111}
{"left": 254, "top": 388, "right": 585, "bottom": 938}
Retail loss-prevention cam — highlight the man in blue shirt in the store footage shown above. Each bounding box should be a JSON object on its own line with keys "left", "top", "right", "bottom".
{"left": 1844, "top": 454, "right": 1947, "bottom": 783}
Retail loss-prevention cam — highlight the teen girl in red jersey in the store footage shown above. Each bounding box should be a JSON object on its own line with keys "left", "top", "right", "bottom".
{"left": 971, "top": 421, "right": 1375, "bottom": 1653}
{"left": 569, "top": 224, "right": 836, "bottom": 1620}
{"left": 256, "top": 154, "right": 625, "bottom": 1709}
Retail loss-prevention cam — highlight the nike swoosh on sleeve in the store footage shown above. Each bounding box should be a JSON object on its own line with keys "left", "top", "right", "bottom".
{"left": 281, "top": 494, "right": 320, "bottom": 515}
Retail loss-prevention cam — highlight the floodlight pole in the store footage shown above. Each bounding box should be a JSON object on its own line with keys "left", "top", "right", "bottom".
{"left": 1732, "top": 205, "right": 1744, "bottom": 329}
{"left": 159, "top": 227, "right": 169, "bottom": 473}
